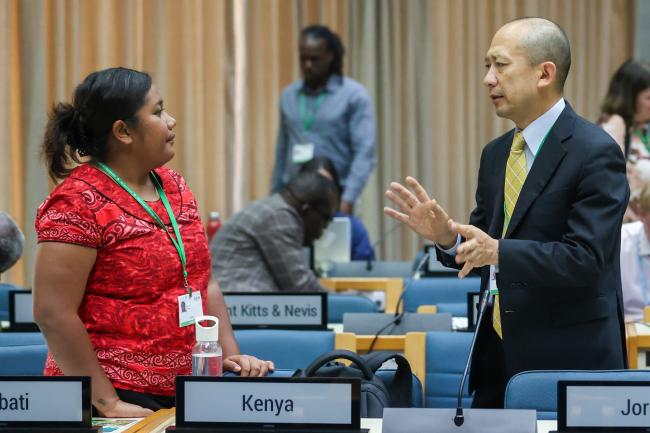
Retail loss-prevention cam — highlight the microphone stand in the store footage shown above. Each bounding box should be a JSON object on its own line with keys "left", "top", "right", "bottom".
{"left": 454, "top": 289, "right": 492, "bottom": 427}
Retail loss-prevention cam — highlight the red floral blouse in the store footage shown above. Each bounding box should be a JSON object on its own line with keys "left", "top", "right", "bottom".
{"left": 35, "top": 164, "right": 210, "bottom": 396}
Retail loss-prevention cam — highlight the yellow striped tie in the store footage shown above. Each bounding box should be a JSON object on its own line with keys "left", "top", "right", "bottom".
{"left": 493, "top": 131, "right": 527, "bottom": 339}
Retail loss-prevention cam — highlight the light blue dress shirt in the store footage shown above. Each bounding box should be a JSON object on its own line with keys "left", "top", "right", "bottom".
{"left": 270, "top": 75, "right": 377, "bottom": 204}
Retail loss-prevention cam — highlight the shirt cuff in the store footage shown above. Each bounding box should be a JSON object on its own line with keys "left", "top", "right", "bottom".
{"left": 436, "top": 235, "right": 461, "bottom": 255}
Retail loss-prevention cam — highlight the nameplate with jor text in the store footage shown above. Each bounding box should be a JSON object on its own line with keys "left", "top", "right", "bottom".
{"left": 0, "top": 376, "right": 96, "bottom": 432}
{"left": 223, "top": 292, "right": 327, "bottom": 329}
{"left": 558, "top": 381, "right": 650, "bottom": 430}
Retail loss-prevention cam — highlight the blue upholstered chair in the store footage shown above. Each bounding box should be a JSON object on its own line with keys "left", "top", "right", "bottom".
{"left": 505, "top": 369, "right": 650, "bottom": 420}
{"left": 0, "top": 332, "right": 45, "bottom": 346}
{"left": 328, "top": 261, "right": 413, "bottom": 278}
{"left": 0, "top": 332, "right": 47, "bottom": 375}
{"left": 327, "top": 294, "right": 378, "bottom": 323}
{"left": 234, "top": 330, "right": 336, "bottom": 370}
{"left": 402, "top": 277, "right": 480, "bottom": 317}
{"left": 404, "top": 331, "right": 473, "bottom": 408}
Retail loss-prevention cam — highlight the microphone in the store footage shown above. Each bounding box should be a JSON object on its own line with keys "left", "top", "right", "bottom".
{"left": 453, "top": 289, "right": 492, "bottom": 427}
{"left": 366, "top": 222, "right": 401, "bottom": 271}
{"left": 366, "top": 252, "right": 430, "bottom": 353}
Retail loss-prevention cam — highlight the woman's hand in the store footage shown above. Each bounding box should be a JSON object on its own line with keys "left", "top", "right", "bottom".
{"left": 224, "top": 355, "right": 275, "bottom": 377}
{"left": 97, "top": 398, "right": 153, "bottom": 418}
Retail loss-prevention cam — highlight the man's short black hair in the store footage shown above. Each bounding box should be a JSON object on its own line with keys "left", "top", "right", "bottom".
{"left": 284, "top": 170, "right": 339, "bottom": 215}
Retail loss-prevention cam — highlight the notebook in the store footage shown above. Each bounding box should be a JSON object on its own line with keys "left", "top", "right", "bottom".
{"left": 168, "top": 376, "right": 368, "bottom": 433}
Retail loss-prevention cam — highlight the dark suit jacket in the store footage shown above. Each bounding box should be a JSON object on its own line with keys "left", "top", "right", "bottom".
{"left": 438, "top": 102, "right": 629, "bottom": 393}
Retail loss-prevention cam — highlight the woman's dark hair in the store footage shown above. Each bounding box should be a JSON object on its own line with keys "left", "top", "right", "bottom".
{"left": 297, "top": 155, "right": 342, "bottom": 196}
{"left": 301, "top": 25, "right": 345, "bottom": 76}
{"left": 42, "top": 67, "right": 152, "bottom": 181}
{"left": 599, "top": 59, "right": 650, "bottom": 130}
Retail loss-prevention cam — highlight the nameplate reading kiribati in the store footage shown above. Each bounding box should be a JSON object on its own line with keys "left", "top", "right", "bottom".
{"left": 0, "top": 376, "right": 95, "bottom": 432}
{"left": 223, "top": 292, "right": 327, "bottom": 329}
{"left": 173, "top": 376, "right": 361, "bottom": 430}
{"left": 558, "top": 380, "right": 650, "bottom": 430}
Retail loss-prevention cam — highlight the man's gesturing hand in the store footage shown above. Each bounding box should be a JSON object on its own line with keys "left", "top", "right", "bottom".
{"left": 451, "top": 221, "right": 499, "bottom": 278}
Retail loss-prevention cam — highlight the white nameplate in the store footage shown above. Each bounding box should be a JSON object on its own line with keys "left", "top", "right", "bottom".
{"left": 11, "top": 291, "right": 34, "bottom": 324}
{"left": 179, "top": 378, "right": 356, "bottom": 425}
{"left": 223, "top": 293, "right": 325, "bottom": 328}
{"left": 0, "top": 378, "right": 86, "bottom": 422}
{"left": 565, "top": 383, "right": 650, "bottom": 427}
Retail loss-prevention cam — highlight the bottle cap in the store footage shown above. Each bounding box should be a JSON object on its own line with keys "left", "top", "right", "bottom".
{"left": 195, "top": 315, "right": 219, "bottom": 342}
{"left": 209, "top": 211, "right": 220, "bottom": 220}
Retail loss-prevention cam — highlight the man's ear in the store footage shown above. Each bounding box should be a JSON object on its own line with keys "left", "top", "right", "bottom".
{"left": 537, "top": 61, "right": 557, "bottom": 90}
{"left": 112, "top": 120, "right": 133, "bottom": 145}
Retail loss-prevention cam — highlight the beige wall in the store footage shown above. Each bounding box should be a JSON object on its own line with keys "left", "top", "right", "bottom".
{"left": 0, "top": 0, "right": 635, "bottom": 286}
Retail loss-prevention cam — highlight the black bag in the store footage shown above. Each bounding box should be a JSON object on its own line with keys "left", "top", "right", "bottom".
{"left": 293, "top": 349, "right": 413, "bottom": 418}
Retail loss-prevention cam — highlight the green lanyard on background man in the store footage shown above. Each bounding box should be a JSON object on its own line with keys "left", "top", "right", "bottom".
{"left": 299, "top": 92, "right": 327, "bottom": 132}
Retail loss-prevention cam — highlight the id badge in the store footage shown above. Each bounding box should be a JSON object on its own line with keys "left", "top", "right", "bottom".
{"left": 178, "top": 290, "right": 204, "bottom": 327}
{"left": 292, "top": 143, "right": 315, "bottom": 164}
{"left": 489, "top": 265, "right": 498, "bottom": 295}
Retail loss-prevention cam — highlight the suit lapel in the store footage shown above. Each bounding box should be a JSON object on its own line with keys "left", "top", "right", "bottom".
{"left": 504, "top": 104, "right": 575, "bottom": 238}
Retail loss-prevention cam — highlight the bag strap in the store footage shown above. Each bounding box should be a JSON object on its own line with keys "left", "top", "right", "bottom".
{"left": 303, "top": 349, "right": 374, "bottom": 380}
{"left": 361, "top": 351, "right": 413, "bottom": 407}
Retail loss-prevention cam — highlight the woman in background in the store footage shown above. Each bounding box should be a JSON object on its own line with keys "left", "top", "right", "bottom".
{"left": 34, "top": 67, "right": 273, "bottom": 417}
{"left": 599, "top": 59, "right": 650, "bottom": 221}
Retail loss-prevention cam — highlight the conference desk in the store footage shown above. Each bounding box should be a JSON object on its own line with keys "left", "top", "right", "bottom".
{"left": 320, "top": 278, "right": 403, "bottom": 314}
{"left": 124, "top": 412, "right": 557, "bottom": 433}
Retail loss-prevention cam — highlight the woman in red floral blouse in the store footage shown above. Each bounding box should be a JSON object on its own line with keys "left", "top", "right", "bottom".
{"left": 33, "top": 67, "right": 274, "bottom": 417}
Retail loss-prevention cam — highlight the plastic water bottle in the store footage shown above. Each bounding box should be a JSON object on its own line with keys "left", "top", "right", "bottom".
{"left": 192, "top": 315, "right": 223, "bottom": 376}
{"left": 206, "top": 211, "right": 222, "bottom": 242}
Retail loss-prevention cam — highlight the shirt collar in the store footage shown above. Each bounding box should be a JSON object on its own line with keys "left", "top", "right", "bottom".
{"left": 520, "top": 98, "right": 566, "bottom": 156}
{"left": 300, "top": 75, "right": 343, "bottom": 95}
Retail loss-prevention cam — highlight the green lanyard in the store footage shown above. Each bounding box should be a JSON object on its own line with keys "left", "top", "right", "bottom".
{"left": 637, "top": 127, "right": 649, "bottom": 150}
{"left": 299, "top": 92, "right": 327, "bottom": 132}
{"left": 93, "top": 162, "right": 191, "bottom": 295}
{"left": 502, "top": 129, "right": 552, "bottom": 231}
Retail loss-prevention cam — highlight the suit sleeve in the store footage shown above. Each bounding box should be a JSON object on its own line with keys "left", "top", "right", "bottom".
{"left": 499, "top": 141, "right": 629, "bottom": 289}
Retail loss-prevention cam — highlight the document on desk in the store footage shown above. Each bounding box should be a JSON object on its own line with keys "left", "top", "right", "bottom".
{"left": 92, "top": 418, "right": 142, "bottom": 432}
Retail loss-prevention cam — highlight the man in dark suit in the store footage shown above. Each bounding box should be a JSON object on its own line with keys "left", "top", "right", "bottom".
{"left": 385, "top": 17, "right": 629, "bottom": 408}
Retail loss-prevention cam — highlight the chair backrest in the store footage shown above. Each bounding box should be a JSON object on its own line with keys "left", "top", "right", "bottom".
{"left": 505, "top": 369, "right": 650, "bottom": 420}
{"left": 0, "top": 332, "right": 47, "bottom": 375}
{"left": 0, "top": 332, "right": 45, "bottom": 346}
{"left": 234, "top": 329, "right": 335, "bottom": 370}
{"left": 424, "top": 331, "right": 473, "bottom": 408}
{"left": 327, "top": 294, "right": 378, "bottom": 323}
{"left": 402, "top": 278, "right": 480, "bottom": 315}
{"left": 329, "top": 261, "right": 413, "bottom": 278}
